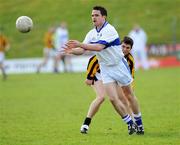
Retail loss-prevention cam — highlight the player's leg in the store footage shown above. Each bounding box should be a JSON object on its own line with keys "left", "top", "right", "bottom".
{"left": 81, "top": 80, "right": 105, "bottom": 134}
{"left": 140, "top": 48, "right": 149, "bottom": 70}
{"left": 63, "top": 55, "right": 72, "bottom": 72}
{"left": 122, "top": 85, "right": 139, "bottom": 113}
{"left": 100, "top": 61, "right": 136, "bottom": 135}
{"left": 61, "top": 55, "right": 68, "bottom": 72}
{"left": 117, "top": 85, "right": 132, "bottom": 116}
{"left": 87, "top": 80, "right": 105, "bottom": 118}
{"left": 0, "top": 63, "right": 7, "bottom": 80}
{"left": 0, "top": 53, "right": 7, "bottom": 80}
{"left": 53, "top": 53, "right": 61, "bottom": 73}
{"left": 37, "top": 56, "right": 49, "bottom": 73}
{"left": 37, "top": 48, "right": 49, "bottom": 73}
{"left": 104, "top": 82, "right": 136, "bottom": 135}
{"left": 122, "top": 85, "right": 144, "bottom": 135}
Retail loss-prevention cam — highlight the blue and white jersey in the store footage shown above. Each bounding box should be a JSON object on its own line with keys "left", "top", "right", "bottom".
{"left": 83, "top": 22, "right": 124, "bottom": 66}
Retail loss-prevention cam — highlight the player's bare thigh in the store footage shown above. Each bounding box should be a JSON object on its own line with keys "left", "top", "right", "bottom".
{"left": 92, "top": 80, "right": 105, "bottom": 99}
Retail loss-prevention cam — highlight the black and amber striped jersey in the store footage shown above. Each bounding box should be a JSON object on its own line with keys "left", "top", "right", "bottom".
{"left": 86, "top": 55, "right": 100, "bottom": 81}
{"left": 44, "top": 32, "right": 54, "bottom": 49}
{"left": 86, "top": 53, "right": 134, "bottom": 81}
{"left": 124, "top": 53, "right": 135, "bottom": 78}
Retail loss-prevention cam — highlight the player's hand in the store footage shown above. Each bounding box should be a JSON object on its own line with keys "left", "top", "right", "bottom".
{"left": 66, "top": 40, "right": 81, "bottom": 49}
{"left": 62, "top": 44, "right": 72, "bottom": 54}
{"left": 64, "top": 48, "right": 73, "bottom": 54}
{"left": 85, "top": 79, "right": 93, "bottom": 86}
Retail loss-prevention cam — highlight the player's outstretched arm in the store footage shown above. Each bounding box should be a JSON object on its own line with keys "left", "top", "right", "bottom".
{"left": 66, "top": 40, "right": 105, "bottom": 51}
{"left": 65, "top": 47, "right": 85, "bottom": 55}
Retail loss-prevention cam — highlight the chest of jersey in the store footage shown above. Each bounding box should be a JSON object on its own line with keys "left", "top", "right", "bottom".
{"left": 91, "top": 32, "right": 103, "bottom": 42}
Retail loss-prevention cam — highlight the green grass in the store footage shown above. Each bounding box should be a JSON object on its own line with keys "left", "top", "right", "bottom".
{"left": 0, "top": 0, "right": 180, "bottom": 58}
{"left": 0, "top": 67, "right": 180, "bottom": 145}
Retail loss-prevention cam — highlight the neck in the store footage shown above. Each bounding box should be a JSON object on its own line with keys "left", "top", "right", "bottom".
{"left": 96, "top": 20, "right": 107, "bottom": 31}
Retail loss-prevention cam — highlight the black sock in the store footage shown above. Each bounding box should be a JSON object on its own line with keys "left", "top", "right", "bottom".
{"left": 83, "top": 117, "right": 91, "bottom": 126}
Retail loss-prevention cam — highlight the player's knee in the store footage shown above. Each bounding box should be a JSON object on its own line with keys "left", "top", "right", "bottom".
{"left": 109, "top": 96, "right": 117, "bottom": 104}
{"left": 121, "top": 98, "right": 129, "bottom": 107}
{"left": 97, "top": 96, "right": 105, "bottom": 104}
{"left": 127, "top": 94, "right": 137, "bottom": 105}
{"left": 124, "top": 90, "right": 133, "bottom": 99}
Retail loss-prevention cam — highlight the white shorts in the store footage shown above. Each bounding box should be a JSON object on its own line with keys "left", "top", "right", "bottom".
{"left": 95, "top": 72, "right": 102, "bottom": 81}
{"left": 100, "top": 58, "right": 133, "bottom": 86}
{"left": 0, "top": 52, "right": 5, "bottom": 63}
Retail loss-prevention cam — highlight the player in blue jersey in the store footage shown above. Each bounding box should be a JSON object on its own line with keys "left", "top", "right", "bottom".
{"left": 65, "top": 6, "right": 144, "bottom": 135}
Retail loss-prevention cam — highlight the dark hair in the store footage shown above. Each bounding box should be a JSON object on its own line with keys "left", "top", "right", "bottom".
{"left": 122, "top": 36, "right": 134, "bottom": 48}
{"left": 93, "top": 6, "right": 107, "bottom": 16}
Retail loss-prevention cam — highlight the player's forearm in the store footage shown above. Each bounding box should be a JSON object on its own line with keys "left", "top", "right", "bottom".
{"left": 71, "top": 47, "right": 85, "bottom": 55}
{"left": 79, "top": 43, "right": 104, "bottom": 51}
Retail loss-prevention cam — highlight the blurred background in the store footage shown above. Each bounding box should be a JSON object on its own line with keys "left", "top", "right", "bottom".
{"left": 0, "top": 0, "right": 180, "bottom": 74}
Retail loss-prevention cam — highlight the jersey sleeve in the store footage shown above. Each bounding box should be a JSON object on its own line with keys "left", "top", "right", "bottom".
{"left": 83, "top": 30, "right": 92, "bottom": 44}
{"left": 126, "top": 54, "right": 135, "bottom": 78}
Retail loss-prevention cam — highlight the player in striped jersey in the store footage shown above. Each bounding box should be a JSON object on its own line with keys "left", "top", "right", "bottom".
{"left": 37, "top": 27, "right": 55, "bottom": 73}
{"left": 81, "top": 36, "right": 137, "bottom": 134}
{"left": 122, "top": 36, "right": 135, "bottom": 88}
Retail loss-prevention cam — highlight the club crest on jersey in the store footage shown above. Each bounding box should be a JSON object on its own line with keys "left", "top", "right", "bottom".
{"left": 97, "top": 33, "right": 102, "bottom": 39}
{"left": 92, "top": 37, "right": 96, "bottom": 41}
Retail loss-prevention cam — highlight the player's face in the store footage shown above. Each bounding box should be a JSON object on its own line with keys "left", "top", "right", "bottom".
{"left": 91, "top": 10, "right": 106, "bottom": 28}
{"left": 122, "top": 42, "right": 132, "bottom": 55}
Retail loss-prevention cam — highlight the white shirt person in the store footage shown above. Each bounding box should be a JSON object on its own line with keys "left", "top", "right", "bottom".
{"left": 65, "top": 6, "right": 144, "bottom": 135}
{"left": 129, "top": 24, "right": 149, "bottom": 70}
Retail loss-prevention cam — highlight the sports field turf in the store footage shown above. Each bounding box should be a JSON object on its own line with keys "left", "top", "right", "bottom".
{"left": 0, "top": 67, "right": 180, "bottom": 145}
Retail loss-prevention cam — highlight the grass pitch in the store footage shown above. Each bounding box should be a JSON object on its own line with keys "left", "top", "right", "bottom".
{"left": 0, "top": 67, "right": 180, "bottom": 145}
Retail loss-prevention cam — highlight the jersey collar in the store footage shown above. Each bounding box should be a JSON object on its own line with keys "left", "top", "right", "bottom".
{"left": 95, "top": 21, "right": 108, "bottom": 33}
